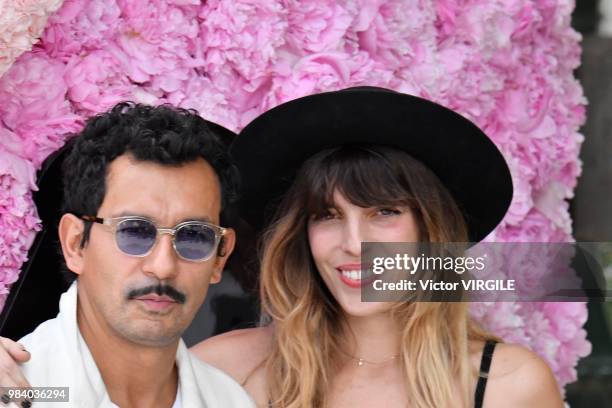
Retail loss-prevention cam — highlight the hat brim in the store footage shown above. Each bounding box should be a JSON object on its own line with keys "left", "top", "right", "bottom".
{"left": 232, "top": 87, "right": 513, "bottom": 242}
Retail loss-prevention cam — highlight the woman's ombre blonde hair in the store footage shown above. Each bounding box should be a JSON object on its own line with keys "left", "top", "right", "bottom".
{"left": 260, "top": 145, "right": 498, "bottom": 407}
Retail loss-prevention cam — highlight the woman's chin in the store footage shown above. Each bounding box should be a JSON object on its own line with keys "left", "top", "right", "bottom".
{"left": 334, "top": 292, "right": 391, "bottom": 318}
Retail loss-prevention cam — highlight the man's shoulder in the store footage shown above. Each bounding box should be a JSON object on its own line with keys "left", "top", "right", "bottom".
{"left": 19, "top": 315, "right": 61, "bottom": 349}
{"left": 18, "top": 316, "right": 71, "bottom": 386}
{"left": 19, "top": 285, "right": 75, "bottom": 359}
{"left": 188, "top": 355, "right": 244, "bottom": 388}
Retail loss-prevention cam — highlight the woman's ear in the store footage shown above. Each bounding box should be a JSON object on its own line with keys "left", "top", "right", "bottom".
{"left": 58, "top": 214, "right": 86, "bottom": 276}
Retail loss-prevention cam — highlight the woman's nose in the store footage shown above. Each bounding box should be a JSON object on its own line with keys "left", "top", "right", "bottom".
{"left": 340, "top": 218, "right": 364, "bottom": 256}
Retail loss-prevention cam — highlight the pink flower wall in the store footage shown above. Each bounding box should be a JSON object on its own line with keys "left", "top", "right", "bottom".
{"left": 0, "top": 0, "right": 589, "bottom": 393}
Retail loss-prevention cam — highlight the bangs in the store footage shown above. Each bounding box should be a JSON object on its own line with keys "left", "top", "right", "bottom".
{"left": 298, "top": 145, "right": 420, "bottom": 217}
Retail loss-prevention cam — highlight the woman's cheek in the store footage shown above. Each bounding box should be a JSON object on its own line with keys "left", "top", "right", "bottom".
{"left": 308, "top": 223, "right": 336, "bottom": 256}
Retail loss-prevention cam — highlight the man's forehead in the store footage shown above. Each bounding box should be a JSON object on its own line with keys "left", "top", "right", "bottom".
{"left": 107, "top": 153, "right": 219, "bottom": 176}
{"left": 102, "top": 154, "right": 222, "bottom": 221}
{"left": 106, "top": 154, "right": 220, "bottom": 187}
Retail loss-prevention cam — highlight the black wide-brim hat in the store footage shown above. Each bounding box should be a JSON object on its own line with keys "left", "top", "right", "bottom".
{"left": 232, "top": 86, "right": 513, "bottom": 242}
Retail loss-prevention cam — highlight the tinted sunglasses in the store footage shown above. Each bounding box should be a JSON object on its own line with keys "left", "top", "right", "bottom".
{"left": 81, "top": 215, "right": 226, "bottom": 262}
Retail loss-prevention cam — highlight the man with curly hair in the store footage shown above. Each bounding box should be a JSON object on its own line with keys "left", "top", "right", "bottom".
{"left": 8, "top": 103, "right": 253, "bottom": 407}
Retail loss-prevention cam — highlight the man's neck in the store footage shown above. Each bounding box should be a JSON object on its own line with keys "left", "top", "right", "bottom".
{"left": 76, "top": 303, "right": 179, "bottom": 408}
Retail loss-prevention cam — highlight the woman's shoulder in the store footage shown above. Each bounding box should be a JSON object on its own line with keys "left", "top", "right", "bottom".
{"left": 190, "top": 325, "right": 273, "bottom": 384}
{"left": 471, "top": 341, "right": 564, "bottom": 408}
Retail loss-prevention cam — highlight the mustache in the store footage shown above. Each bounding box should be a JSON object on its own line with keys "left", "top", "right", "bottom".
{"left": 127, "top": 283, "right": 186, "bottom": 304}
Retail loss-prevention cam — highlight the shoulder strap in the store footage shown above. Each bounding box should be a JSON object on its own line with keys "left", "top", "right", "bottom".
{"left": 474, "top": 340, "right": 497, "bottom": 408}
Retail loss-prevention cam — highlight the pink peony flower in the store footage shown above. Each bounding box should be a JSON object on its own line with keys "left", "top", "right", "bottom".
{"left": 199, "top": 0, "right": 287, "bottom": 79}
{"left": 533, "top": 181, "right": 573, "bottom": 235}
{"left": 0, "top": 52, "right": 83, "bottom": 168}
{"left": 538, "top": 302, "right": 591, "bottom": 388}
{"left": 469, "top": 301, "right": 526, "bottom": 343}
{"left": 263, "top": 52, "right": 353, "bottom": 111}
{"left": 164, "top": 73, "right": 239, "bottom": 132}
{"left": 497, "top": 209, "right": 571, "bottom": 243}
{"left": 0, "top": 133, "right": 37, "bottom": 190}
{"left": 198, "top": 0, "right": 287, "bottom": 116}
{"left": 64, "top": 49, "right": 136, "bottom": 114}
{"left": 0, "top": 0, "right": 64, "bottom": 76}
{"left": 284, "top": 0, "right": 353, "bottom": 54}
{"left": 109, "top": 0, "right": 202, "bottom": 93}
{"left": 0, "top": 147, "right": 42, "bottom": 311}
{"left": 355, "top": 0, "right": 437, "bottom": 69}
{"left": 39, "top": 0, "right": 122, "bottom": 61}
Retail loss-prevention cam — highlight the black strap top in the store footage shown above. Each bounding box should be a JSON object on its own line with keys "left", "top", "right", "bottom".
{"left": 474, "top": 340, "right": 497, "bottom": 408}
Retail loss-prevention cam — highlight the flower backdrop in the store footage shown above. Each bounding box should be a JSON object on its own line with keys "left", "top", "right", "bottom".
{"left": 0, "top": 0, "right": 589, "bottom": 394}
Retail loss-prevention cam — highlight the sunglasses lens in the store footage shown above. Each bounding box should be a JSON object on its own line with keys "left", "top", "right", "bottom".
{"left": 175, "top": 224, "right": 217, "bottom": 261}
{"left": 115, "top": 219, "right": 157, "bottom": 256}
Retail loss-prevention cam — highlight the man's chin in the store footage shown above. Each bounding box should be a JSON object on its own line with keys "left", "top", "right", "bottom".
{"left": 113, "top": 319, "right": 186, "bottom": 348}
{"left": 123, "top": 329, "right": 183, "bottom": 347}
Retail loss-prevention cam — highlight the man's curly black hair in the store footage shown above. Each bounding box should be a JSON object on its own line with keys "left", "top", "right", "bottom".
{"left": 62, "top": 102, "right": 239, "bottom": 258}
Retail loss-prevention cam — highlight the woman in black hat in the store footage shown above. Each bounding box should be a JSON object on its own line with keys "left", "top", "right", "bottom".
{"left": 191, "top": 87, "right": 564, "bottom": 407}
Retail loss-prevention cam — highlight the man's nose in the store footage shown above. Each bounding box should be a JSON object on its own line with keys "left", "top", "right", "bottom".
{"left": 141, "top": 233, "right": 179, "bottom": 280}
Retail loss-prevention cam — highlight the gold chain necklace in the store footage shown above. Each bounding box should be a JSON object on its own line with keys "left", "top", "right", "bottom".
{"left": 340, "top": 349, "right": 401, "bottom": 366}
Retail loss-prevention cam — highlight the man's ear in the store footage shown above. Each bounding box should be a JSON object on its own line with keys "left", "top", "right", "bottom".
{"left": 210, "top": 228, "right": 236, "bottom": 284}
{"left": 58, "top": 213, "right": 87, "bottom": 276}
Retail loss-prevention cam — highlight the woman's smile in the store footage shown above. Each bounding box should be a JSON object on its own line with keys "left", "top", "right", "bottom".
{"left": 336, "top": 263, "right": 377, "bottom": 288}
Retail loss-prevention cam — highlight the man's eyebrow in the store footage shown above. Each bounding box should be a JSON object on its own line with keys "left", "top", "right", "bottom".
{"left": 112, "top": 212, "right": 213, "bottom": 224}
{"left": 113, "top": 211, "right": 153, "bottom": 219}
{"left": 187, "top": 216, "right": 213, "bottom": 223}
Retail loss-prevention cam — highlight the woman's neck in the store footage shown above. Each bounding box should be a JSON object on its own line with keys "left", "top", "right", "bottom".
{"left": 342, "top": 311, "right": 402, "bottom": 363}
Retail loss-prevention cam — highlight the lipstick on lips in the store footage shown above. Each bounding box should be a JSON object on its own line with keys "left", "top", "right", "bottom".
{"left": 336, "top": 263, "right": 376, "bottom": 288}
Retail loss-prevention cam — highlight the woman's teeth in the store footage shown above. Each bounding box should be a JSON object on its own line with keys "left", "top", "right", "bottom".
{"left": 341, "top": 269, "right": 373, "bottom": 281}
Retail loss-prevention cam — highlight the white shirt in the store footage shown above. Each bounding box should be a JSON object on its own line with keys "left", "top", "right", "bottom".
{"left": 19, "top": 282, "right": 255, "bottom": 408}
